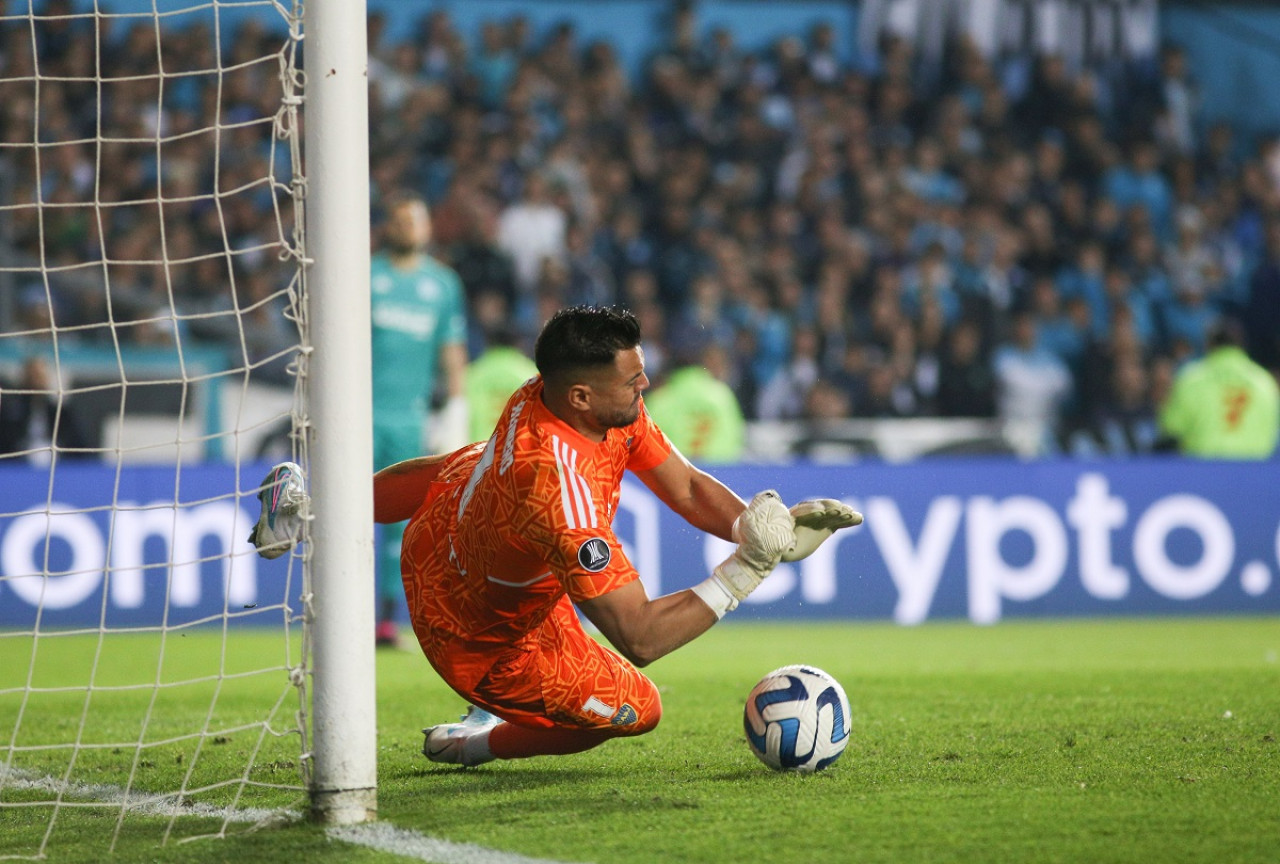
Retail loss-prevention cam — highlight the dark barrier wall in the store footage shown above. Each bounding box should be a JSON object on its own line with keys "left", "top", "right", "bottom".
{"left": 1162, "top": 3, "right": 1280, "bottom": 146}
{"left": 1, "top": 460, "right": 1276, "bottom": 627}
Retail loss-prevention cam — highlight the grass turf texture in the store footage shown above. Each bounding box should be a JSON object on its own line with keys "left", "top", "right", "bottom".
{"left": 1, "top": 617, "right": 1277, "bottom": 863}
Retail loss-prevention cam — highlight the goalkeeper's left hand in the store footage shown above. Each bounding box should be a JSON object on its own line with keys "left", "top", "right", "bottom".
{"left": 429, "top": 395, "right": 470, "bottom": 454}
{"left": 781, "top": 498, "right": 862, "bottom": 562}
{"left": 248, "top": 462, "right": 309, "bottom": 559}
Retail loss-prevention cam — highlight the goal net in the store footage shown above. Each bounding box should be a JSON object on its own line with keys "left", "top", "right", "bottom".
{"left": 0, "top": 0, "right": 326, "bottom": 856}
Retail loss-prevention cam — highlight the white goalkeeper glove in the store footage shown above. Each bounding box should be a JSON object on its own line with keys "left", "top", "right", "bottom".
{"left": 693, "top": 490, "right": 796, "bottom": 618}
{"left": 429, "top": 395, "right": 470, "bottom": 454}
{"left": 248, "top": 461, "right": 309, "bottom": 559}
{"left": 781, "top": 498, "right": 863, "bottom": 562}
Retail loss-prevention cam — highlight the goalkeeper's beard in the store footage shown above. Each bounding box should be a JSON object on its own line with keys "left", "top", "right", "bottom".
{"left": 387, "top": 240, "right": 424, "bottom": 260}
{"left": 595, "top": 397, "right": 641, "bottom": 430}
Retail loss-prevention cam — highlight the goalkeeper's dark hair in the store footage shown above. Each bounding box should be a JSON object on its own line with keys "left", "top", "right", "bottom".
{"left": 535, "top": 305, "right": 642, "bottom": 387}
{"left": 380, "top": 190, "right": 428, "bottom": 218}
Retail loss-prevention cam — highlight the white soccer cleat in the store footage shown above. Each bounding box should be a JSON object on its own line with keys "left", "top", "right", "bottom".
{"left": 422, "top": 706, "right": 502, "bottom": 766}
{"left": 248, "top": 461, "right": 308, "bottom": 559}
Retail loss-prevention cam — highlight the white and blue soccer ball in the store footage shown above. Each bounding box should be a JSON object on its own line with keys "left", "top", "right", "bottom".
{"left": 743, "top": 664, "right": 851, "bottom": 773}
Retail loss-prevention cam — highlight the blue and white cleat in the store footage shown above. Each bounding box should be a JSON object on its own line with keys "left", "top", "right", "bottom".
{"left": 422, "top": 706, "right": 502, "bottom": 766}
{"left": 248, "top": 461, "right": 308, "bottom": 559}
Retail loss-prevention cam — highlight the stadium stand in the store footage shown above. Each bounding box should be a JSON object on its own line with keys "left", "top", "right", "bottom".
{"left": 4, "top": 1, "right": 1279, "bottom": 460}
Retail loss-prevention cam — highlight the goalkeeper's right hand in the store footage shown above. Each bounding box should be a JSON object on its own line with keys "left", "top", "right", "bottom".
{"left": 248, "top": 462, "right": 309, "bottom": 559}
{"left": 729, "top": 490, "right": 797, "bottom": 573}
{"left": 693, "top": 491, "right": 795, "bottom": 617}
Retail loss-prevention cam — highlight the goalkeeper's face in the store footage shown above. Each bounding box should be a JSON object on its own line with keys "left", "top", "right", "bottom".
{"left": 386, "top": 200, "right": 431, "bottom": 255}
{"left": 586, "top": 347, "right": 649, "bottom": 430}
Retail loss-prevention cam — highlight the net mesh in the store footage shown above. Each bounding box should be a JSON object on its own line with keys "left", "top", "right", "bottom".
{"left": 0, "top": 0, "right": 311, "bottom": 856}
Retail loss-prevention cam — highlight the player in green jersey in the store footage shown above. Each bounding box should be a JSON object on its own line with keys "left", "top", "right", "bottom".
{"left": 1159, "top": 319, "right": 1279, "bottom": 459}
{"left": 465, "top": 324, "right": 538, "bottom": 444}
{"left": 371, "top": 194, "right": 469, "bottom": 645}
{"left": 644, "top": 343, "right": 746, "bottom": 464}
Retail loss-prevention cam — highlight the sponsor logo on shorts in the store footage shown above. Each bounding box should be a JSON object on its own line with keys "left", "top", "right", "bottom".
{"left": 577, "top": 537, "right": 611, "bottom": 572}
{"left": 610, "top": 704, "right": 638, "bottom": 726}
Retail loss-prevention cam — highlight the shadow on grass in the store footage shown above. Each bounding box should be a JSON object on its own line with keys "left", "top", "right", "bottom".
{"left": 405, "top": 765, "right": 607, "bottom": 784}
{"left": 403, "top": 761, "right": 795, "bottom": 789}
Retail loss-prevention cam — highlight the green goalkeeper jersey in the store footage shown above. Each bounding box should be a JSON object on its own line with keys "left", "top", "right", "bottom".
{"left": 369, "top": 252, "right": 467, "bottom": 425}
{"left": 1159, "top": 346, "right": 1280, "bottom": 459}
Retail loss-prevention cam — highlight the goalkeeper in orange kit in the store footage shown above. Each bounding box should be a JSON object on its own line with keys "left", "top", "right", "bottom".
{"left": 252, "top": 306, "right": 861, "bottom": 765}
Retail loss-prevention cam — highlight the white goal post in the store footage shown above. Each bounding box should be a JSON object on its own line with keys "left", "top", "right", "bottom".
{"left": 301, "top": 0, "right": 378, "bottom": 826}
{"left": 0, "top": 0, "right": 376, "bottom": 855}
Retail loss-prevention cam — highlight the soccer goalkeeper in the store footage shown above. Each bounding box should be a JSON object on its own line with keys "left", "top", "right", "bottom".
{"left": 253, "top": 306, "right": 860, "bottom": 765}
{"left": 369, "top": 193, "right": 469, "bottom": 648}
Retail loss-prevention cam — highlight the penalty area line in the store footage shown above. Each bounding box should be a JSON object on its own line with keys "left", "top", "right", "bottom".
{"left": 329, "top": 822, "right": 591, "bottom": 864}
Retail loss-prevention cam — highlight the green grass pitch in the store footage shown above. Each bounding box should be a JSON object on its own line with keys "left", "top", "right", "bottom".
{"left": 2, "top": 617, "right": 1277, "bottom": 863}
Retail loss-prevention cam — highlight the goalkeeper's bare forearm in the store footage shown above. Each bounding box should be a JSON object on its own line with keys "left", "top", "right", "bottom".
{"left": 373, "top": 454, "right": 451, "bottom": 523}
{"left": 633, "top": 450, "right": 746, "bottom": 542}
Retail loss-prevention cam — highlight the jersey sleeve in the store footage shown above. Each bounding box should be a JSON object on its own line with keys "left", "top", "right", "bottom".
{"left": 626, "top": 399, "right": 674, "bottom": 472}
{"left": 516, "top": 462, "right": 641, "bottom": 602}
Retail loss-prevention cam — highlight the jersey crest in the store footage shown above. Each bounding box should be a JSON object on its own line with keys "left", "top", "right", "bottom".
{"left": 577, "top": 538, "right": 611, "bottom": 572}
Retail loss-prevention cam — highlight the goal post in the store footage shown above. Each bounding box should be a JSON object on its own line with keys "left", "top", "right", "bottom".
{"left": 0, "top": 0, "right": 378, "bottom": 853}
{"left": 301, "top": 0, "right": 378, "bottom": 826}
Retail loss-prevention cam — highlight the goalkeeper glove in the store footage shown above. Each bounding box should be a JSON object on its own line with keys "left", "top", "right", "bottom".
{"left": 430, "top": 395, "right": 470, "bottom": 454}
{"left": 781, "top": 498, "right": 863, "bottom": 562}
{"left": 248, "top": 461, "right": 309, "bottom": 559}
{"left": 693, "top": 490, "right": 795, "bottom": 618}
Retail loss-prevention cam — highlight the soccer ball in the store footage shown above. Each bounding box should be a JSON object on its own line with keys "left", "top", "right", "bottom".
{"left": 743, "top": 664, "right": 851, "bottom": 772}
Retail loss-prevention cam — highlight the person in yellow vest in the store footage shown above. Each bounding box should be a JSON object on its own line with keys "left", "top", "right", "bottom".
{"left": 466, "top": 324, "right": 538, "bottom": 444}
{"left": 643, "top": 342, "right": 746, "bottom": 463}
{"left": 1158, "top": 318, "right": 1280, "bottom": 459}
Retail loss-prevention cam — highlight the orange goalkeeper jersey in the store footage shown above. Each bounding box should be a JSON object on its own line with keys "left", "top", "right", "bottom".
{"left": 401, "top": 377, "right": 673, "bottom": 656}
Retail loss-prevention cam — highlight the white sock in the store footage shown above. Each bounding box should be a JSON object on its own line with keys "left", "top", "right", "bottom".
{"left": 461, "top": 724, "right": 499, "bottom": 765}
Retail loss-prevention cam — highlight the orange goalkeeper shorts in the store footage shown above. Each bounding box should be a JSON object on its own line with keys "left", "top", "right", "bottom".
{"left": 417, "top": 595, "right": 662, "bottom": 735}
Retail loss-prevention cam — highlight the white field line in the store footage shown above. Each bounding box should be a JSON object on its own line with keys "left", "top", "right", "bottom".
{"left": 3, "top": 767, "right": 589, "bottom": 863}
{"left": 329, "top": 822, "right": 592, "bottom": 864}
{"left": 0, "top": 767, "right": 297, "bottom": 824}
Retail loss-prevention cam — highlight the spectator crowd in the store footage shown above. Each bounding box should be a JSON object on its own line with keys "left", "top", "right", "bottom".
{"left": 3, "top": 1, "right": 1280, "bottom": 458}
